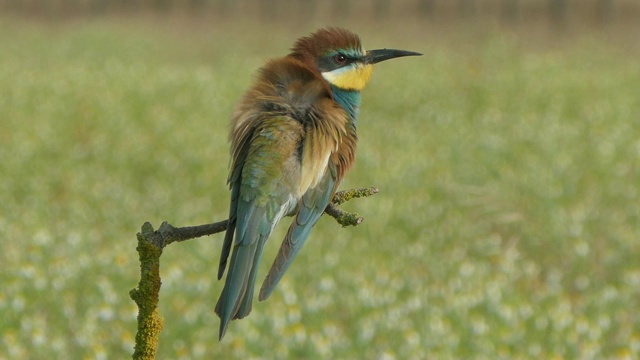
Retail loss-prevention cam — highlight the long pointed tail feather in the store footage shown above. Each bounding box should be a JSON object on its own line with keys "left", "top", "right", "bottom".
{"left": 218, "top": 181, "right": 241, "bottom": 279}
{"left": 215, "top": 202, "right": 267, "bottom": 339}
{"left": 215, "top": 239, "right": 257, "bottom": 340}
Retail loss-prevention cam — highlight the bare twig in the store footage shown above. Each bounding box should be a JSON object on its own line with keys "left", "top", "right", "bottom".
{"left": 130, "top": 187, "right": 378, "bottom": 359}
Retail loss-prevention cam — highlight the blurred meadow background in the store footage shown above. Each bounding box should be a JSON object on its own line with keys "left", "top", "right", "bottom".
{"left": 2, "top": 0, "right": 640, "bottom": 358}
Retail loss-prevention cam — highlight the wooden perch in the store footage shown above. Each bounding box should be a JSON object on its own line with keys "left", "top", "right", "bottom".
{"left": 130, "top": 187, "right": 378, "bottom": 359}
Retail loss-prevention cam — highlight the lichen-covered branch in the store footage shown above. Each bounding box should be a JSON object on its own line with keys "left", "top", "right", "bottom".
{"left": 130, "top": 187, "right": 378, "bottom": 359}
{"left": 130, "top": 224, "right": 164, "bottom": 360}
{"left": 331, "top": 187, "right": 379, "bottom": 206}
{"left": 327, "top": 187, "right": 379, "bottom": 226}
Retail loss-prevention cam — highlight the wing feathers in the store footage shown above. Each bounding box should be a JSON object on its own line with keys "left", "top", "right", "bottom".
{"left": 216, "top": 56, "right": 358, "bottom": 339}
{"left": 259, "top": 164, "right": 338, "bottom": 301}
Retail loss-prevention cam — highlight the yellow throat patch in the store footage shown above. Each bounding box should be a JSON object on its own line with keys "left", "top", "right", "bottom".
{"left": 322, "top": 63, "right": 374, "bottom": 91}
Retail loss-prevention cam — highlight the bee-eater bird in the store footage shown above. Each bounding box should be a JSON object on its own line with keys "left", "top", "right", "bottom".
{"left": 215, "top": 27, "right": 421, "bottom": 339}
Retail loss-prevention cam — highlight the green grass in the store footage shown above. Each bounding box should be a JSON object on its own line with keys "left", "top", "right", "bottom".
{"left": 1, "top": 17, "right": 639, "bottom": 359}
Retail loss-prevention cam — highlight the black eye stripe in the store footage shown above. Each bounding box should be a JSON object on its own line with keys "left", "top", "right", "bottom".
{"left": 316, "top": 52, "right": 357, "bottom": 72}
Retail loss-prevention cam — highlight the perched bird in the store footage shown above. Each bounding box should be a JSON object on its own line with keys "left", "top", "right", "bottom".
{"left": 216, "top": 27, "right": 421, "bottom": 339}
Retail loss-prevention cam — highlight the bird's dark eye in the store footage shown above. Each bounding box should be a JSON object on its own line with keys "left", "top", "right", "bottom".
{"left": 334, "top": 54, "right": 347, "bottom": 64}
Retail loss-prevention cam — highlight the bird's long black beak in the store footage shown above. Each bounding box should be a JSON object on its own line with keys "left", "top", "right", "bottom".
{"left": 364, "top": 49, "right": 422, "bottom": 64}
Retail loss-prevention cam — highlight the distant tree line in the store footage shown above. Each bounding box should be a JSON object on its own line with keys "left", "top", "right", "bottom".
{"left": 0, "top": 0, "right": 633, "bottom": 26}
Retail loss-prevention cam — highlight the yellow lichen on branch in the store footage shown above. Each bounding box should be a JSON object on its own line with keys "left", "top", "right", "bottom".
{"left": 130, "top": 225, "right": 164, "bottom": 360}
{"left": 130, "top": 187, "right": 378, "bottom": 358}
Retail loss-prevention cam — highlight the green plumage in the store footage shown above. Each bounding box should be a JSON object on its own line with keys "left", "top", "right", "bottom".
{"left": 214, "top": 27, "right": 421, "bottom": 340}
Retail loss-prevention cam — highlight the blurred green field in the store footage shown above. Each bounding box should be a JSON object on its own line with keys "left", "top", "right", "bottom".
{"left": 1, "top": 16, "right": 639, "bottom": 359}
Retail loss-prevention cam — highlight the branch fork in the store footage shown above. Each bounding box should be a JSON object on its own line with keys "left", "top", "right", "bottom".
{"left": 130, "top": 187, "right": 378, "bottom": 359}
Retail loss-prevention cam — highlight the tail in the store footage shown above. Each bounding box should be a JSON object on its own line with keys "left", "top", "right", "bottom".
{"left": 215, "top": 235, "right": 268, "bottom": 339}
{"left": 215, "top": 203, "right": 269, "bottom": 340}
